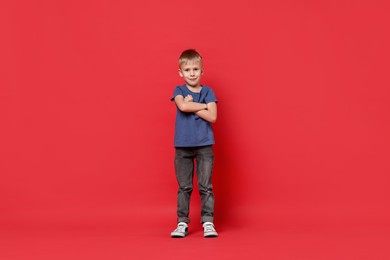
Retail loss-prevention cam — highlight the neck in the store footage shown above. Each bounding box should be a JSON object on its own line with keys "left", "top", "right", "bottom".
{"left": 186, "top": 84, "right": 202, "bottom": 92}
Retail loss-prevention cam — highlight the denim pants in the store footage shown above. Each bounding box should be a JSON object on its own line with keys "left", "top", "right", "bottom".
{"left": 175, "top": 145, "right": 215, "bottom": 224}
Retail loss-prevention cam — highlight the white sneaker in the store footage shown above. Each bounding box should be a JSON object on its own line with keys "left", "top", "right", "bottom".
{"left": 171, "top": 222, "right": 188, "bottom": 238}
{"left": 203, "top": 222, "right": 218, "bottom": 237}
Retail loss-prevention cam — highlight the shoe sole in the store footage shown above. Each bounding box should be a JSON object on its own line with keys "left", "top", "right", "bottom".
{"left": 204, "top": 233, "right": 218, "bottom": 238}
{"left": 171, "top": 232, "right": 189, "bottom": 238}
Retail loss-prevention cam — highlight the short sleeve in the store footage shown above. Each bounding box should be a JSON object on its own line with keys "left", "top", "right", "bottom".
{"left": 171, "top": 86, "right": 183, "bottom": 101}
{"left": 204, "top": 88, "right": 218, "bottom": 104}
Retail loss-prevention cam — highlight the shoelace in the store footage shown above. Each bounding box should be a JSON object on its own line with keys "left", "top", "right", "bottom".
{"left": 204, "top": 224, "right": 215, "bottom": 232}
{"left": 175, "top": 225, "right": 187, "bottom": 233}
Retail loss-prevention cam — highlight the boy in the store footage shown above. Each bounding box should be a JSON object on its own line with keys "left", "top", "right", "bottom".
{"left": 170, "top": 49, "right": 218, "bottom": 238}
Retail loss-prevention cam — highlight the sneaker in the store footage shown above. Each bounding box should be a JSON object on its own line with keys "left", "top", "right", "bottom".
{"left": 203, "top": 222, "right": 218, "bottom": 238}
{"left": 171, "top": 222, "right": 188, "bottom": 238}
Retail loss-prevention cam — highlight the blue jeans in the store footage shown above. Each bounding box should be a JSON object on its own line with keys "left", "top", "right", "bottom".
{"left": 174, "top": 145, "right": 215, "bottom": 224}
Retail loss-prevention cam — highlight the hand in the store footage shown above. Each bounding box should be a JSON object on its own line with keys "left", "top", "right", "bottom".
{"left": 184, "top": 95, "right": 193, "bottom": 102}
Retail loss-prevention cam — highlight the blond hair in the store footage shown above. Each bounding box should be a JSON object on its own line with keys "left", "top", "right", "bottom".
{"left": 178, "top": 49, "right": 202, "bottom": 67}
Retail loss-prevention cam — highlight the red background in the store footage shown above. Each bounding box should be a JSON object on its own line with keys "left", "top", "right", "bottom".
{"left": 1, "top": 0, "right": 389, "bottom": 259}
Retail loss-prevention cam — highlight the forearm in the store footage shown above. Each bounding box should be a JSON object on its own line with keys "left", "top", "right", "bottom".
{"left": 195, "top": 103, "right": 217, "bottom": 123}
{"left": 178, "top": 102, "right": 207, "bottom": 112}
{"left": 195, "top": 110, "right": 216, "bottom": 123}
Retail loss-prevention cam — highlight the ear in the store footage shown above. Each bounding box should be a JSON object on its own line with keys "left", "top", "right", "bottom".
{"left": 178, "top": 69, "right": 183, "bottom": 77}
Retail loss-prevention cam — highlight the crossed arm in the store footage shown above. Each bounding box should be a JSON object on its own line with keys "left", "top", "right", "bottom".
{"left": 174, "top": 95, "right": 217, "bottom": 123}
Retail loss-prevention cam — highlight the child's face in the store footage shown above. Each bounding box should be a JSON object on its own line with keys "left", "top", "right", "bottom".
{"left": 179, "top": 60, "right": 203, "bottom": 88}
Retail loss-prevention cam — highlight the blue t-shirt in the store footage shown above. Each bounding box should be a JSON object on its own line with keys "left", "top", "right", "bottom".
{"left": 171, "top": 85, "right": 218, "bottom": 147}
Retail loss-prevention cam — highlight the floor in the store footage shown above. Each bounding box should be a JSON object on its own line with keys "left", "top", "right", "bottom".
{"left": 1, "top": 206, "right": 389, "bottom": 260}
